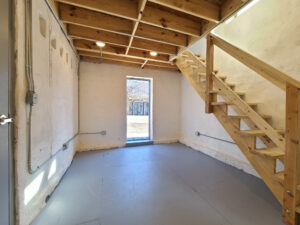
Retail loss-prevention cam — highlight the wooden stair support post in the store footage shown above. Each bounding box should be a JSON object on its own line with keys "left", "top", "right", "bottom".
{"left": 283, "top": 82, "right": 300, "bottom": 225}
{"left": 205, "top": 34, "right": 214, "bottom": 113}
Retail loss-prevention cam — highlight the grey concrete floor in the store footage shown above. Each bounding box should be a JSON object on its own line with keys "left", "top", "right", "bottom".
{"left": 32, "top": 143, "right": 284, "bottom": 225}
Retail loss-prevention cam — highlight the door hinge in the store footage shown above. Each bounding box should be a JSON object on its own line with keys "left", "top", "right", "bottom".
{"left": 0, "top": 115, "right": 13, "bottom": 126}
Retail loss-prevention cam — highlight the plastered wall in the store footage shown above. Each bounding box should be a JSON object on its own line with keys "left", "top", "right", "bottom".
{"left": 78, "top": 62, "right": 181, "bottom": 151}
{"left": 14, "top": 0, "right": 79, "bottom": 224}
{"left": 181, "top": 0, "right": 300, "bottom": 176}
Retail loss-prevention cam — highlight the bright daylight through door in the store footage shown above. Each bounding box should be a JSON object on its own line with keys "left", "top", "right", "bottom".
{"left": 126, "top": 77, "right": 151, "bottom": 142}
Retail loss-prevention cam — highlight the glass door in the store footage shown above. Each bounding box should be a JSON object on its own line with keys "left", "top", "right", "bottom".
{"left": 126, "top": 77, "right": 151, "bottom": 142}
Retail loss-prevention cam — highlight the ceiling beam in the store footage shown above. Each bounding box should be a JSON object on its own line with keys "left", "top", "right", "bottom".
{"left": 59, "top": 3, "right": 188, "bottom": 47}
{"left": 68, "top": 24, "right": 129, "bottom": 47}
{"left": 69, "top": 24, "right": 177, "bottom": 55}
{"left": 221, "top": 0, "right": 245, "bottom": 19}
{"left": 81, "top": 56, "right": 178, "bottom": 71}
{"left": 126, "top": 0, "right": 148, "bottom": 55}
{"left": 148, "top": 0, "right": 220, "bottom": 22}
{"left": 135, "top": 23, "right": 187, "bottom": 46}
{"left": 81, "top": 56, "right": 143, "bottom": 67}
{"left": 74, "top": 39, "right": 170, "bottom": 63}
{"left": 78, "top": 51, "right": 145, "bottom": 64}
{"left": 170, "top": 0, "right": 251, "bottom": 61}
{"left": 141, "top": 5, "right": 201, "bottom": 36}
{"left": 131, "top": 37, "right": 177, "bottom": 55}
{"left": 59, "top": 3, "right": 133, "bottom": 34}
{"left": 143, "top": 64, "right": 178, "bottom": 71}
{"left": 56, "top": 0, "right": 138, "bottom": 20}
{"left": 56, "top": 0, "right": 201, "bottom": 36}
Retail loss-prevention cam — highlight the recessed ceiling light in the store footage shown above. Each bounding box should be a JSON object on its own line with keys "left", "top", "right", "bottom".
{"left": 96, "top": 41, "right": 105, "bottom": 47}
{"left": 150, "top": 51, "right": 158, "bottom": 57}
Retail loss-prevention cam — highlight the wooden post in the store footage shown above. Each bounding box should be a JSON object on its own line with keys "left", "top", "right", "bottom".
{"left": 205, "top": 34, "right": 214, "bottom": 113}
{"left": 283, "top": 82, "right": 300, "bottom": 225}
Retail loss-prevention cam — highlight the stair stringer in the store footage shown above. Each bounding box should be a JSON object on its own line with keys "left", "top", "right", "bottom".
{"left": 176, "top": 56, "right": 284, "bottom": 204}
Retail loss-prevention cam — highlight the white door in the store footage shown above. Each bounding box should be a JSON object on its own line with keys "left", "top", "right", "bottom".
{"left": 0, "top": 0, "right": 13, "bottom": 224}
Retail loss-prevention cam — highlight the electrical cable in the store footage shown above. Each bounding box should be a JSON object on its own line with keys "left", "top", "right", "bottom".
{"left": 25, "top": 0, "right": 79, "bottom": 174}
{"left": 198, "top": 132, "right": 235, "bottom": 144}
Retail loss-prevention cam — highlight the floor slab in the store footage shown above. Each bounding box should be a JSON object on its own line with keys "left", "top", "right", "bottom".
{"left": 32, "top": 143, "right": 284, "bottom": 225}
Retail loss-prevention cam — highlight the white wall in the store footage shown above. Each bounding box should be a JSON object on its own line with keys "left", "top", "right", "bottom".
{"left": 78, "top": 62, "right": 181, "bottom": 151}
{"left": 180, "top": 0, "right": 300, "bottom": 176}
{"left": 14, "top": 1, "right": 79, "bottom": 224}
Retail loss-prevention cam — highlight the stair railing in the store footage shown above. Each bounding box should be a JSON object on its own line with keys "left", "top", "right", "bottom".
{"left": 206, "top": 32, "right": 300, "bottom": 225}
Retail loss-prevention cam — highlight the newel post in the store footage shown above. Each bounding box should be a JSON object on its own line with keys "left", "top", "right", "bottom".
{"left": 283, "top": 82, "right": 300, "bottom": 225}
{"left": 205, "top": 34, "right": 214, "bottom": 113}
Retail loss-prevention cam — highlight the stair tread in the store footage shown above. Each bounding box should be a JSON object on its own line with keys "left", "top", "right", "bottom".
{"left": 212, "top": 102, "right": 257, "bottom": 106}
{"left": 251, "top": 148, "right": 284, "bottom": 158}
{"left": 273, "top": 172, "right": 284, "bottom": 183}
{"left": 210, "top": 90, "right": 245, "bottom": 96}
{"left": 226, "top": 82, "right": 235, "bottom": 86}
{"left": 296, "top": 206, "right": 300, "bottom": 214}
{"left": 240, "top": 129, "right": 285, "bottom": 136}
{"left": 228, "top": 114, "right": 272, "bottom": 119}
{"left": 218, "top": 75, "right": 227, "bottom": 80}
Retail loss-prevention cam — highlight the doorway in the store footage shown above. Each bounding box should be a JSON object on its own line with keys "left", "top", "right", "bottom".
{"left": 0, "top": 0, "right": 13, "bottom": 224}
{"left": 126, "top": 77, "right": 152, "bottom": 142}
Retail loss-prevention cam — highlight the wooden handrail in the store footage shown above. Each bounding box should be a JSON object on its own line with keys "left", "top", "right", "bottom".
{"left": 210, "top": 33, "right": 300, "bottom": 91}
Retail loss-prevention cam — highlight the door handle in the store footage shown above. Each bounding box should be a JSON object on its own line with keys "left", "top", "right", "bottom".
{"left": 0, "top": 114, "right": 13, "bottom": 126}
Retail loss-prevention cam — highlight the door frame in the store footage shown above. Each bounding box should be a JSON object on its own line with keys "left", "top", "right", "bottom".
{"left": 8, "top": 0, "right": 15, "bottom": 224}
{"left": 126, "top": 76, "right": 153, "bottom": 142}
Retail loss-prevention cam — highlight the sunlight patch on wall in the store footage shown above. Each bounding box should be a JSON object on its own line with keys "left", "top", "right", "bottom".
{"left": 48, "top": 159, "right": 57, "bottom": 180}
{"left": 24, "top": 172, "right": 45, "bottom": 205}
{"left": 225, "top": 0, "right": 260, "bottom": 24}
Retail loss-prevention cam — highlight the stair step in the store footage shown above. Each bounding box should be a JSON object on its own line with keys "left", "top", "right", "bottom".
{"left": 194, "top": 53, "right": 201, "bottom": 57}
{"left": 240, "top": 129, "right": 285, "bottom": 136}
{"left": 185, "top": 59, "right": 194, "bottom": 63}
{"left": 218, "top": 75, "right": 227, "bottom": 81}
{"left": 211, "top": 102, "right": 231, "bottom": 106}
{"left": 211, "top": 102, "right": 257, "bottom": 107}
{"left": 214, "top": 69, "right": 219, "bottom": 74}
{"left": 212, "top": 102, "right": 258, "bottom": 107}
{"left": 228, "top": 114, "right": 272, "bottom": 120}
{"left": 250, "top": 148, "right": 284, "bottom": 159}
{"left": 199, "top": 57, "right": 206, "bottom": 62}
{"left": 273, "top": 172, "right": 284, "bottom": 183}
{"left": 295, "top": 206, "right": 300, "bottom": 214}
{"left": 209, "top": 90, "right": 245, "bottom": 97}
{"left": 226, "top": 82, "right": 235, "bottom": 88}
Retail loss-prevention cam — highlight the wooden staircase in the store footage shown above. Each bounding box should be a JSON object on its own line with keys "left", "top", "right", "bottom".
{"left": 175, "top": 33, "right": 300, "bottom": 225}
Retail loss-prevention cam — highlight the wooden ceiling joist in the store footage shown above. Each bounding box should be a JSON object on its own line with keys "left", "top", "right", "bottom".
{"left": 59, "top": 3, "right": 133, "bottom": 34}
{"left": 126, "top": 0, "right": 148, "bottom": 54}
{"left": 78, "top": 51, "right": 145, "bottom": 64}
{"left": 148, "top": 0, "right": 220, "bottom": 22}
{"left": 141, "top": 4, "right": 201, "bottom": 36}
{"left": 68, "top": 24, "right": 177, "bottom": 55}
{"left": 81, "top": 56, "right": 177, "bottom": 71}
{"left": 53, "top": 0, "right": 248, "bottom": 69}
{"left": 131, "top": 38, "right": 177, "bottom": 55}
{"left": 68, "top": 24, "right": 129, "bottom": 47}
{"left": 56, "top": 0, "right": 202, "bottom": 37}
{"left": 74, "top": 39, "right": 170, "bottom": 63}
{"left": 143, "top": 64, "right": 178, "bottom": 71}
{"left": 60, "top": 3, "right": 188, "bottom": 47}
{"left": 81, "top": 56, "right": 143, "bottom": 67}
{"left": 56, "top": 0, "right": 139, "bottom": 20}
{"left": 135, "top": 23, "right": 187, "bottom": 47}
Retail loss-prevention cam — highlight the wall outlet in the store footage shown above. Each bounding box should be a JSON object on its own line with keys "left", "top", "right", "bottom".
{"left": 195, "top": 131, "right": 201, "bottom": 136}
